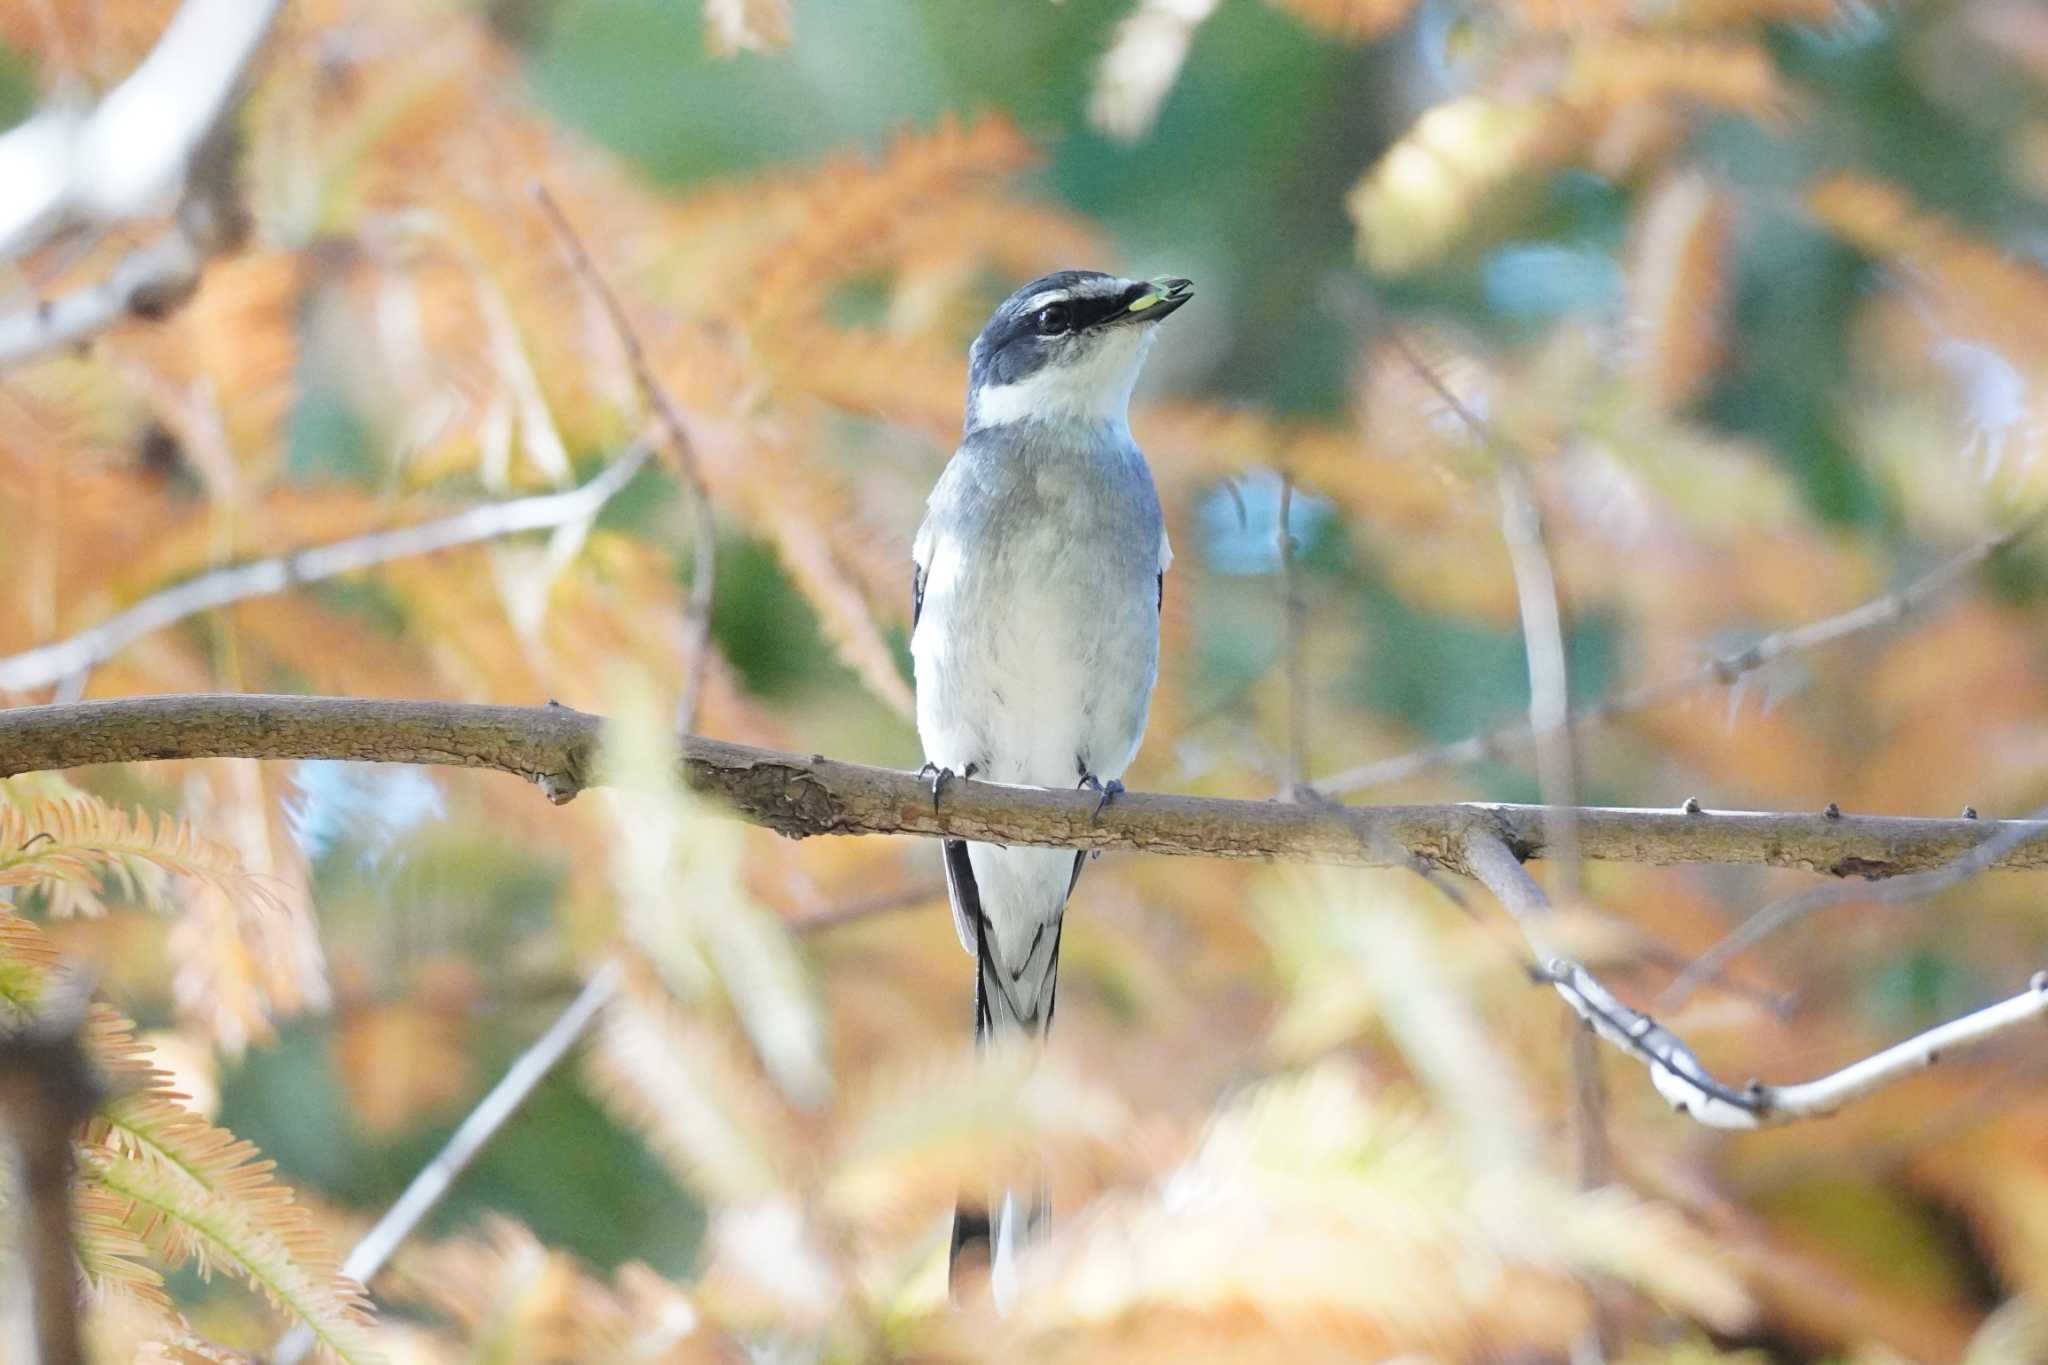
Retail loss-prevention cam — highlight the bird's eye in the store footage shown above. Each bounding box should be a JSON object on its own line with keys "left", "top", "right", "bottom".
{"left": 1034, "top": 303, "right": 1072, "bottom": 335}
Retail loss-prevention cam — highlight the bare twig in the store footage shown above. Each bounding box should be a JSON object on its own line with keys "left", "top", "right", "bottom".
{"left": 269, "top": 875, "right": 936, "bottom": 1363}
{"left": 1661, "top": 801, "right": 2048, "bottom": 1007}
{"left": 271, "top": 959, "right": 626, "bottom": 1365}
{"left": 1495, "top": 465, "right": 1584, "bottom": 889}
{"left": 7, "top": 696, "right": 2048, "bottom": 880}
{"left": 533, "top": 187, "right": 717, "bottom": 730}
{"left": 1385, "top": 325, "right": 1605, "bottom": 1351}
{"left": 1311, "top": 505, "right": 2048, "bottom": 797}
{"left": 0, "top": 0, "right": 282, "bottom": 365}
{"left": 1276, "top": 473, "right": 1308, "bottom": 797}
{"left": 0, "top": 442, "right": 653, "bottom": 696}
{"left": 792, "top": 878, "right": 945, "bottom": 932}
{"left": 274, "top": 195, "right": 725, "bottom": 1349}
{"left": 0, "top": 1001, "right": 100, "bottom": 1365}
{"left": 1461, "top": 829, "right": 2048, "bottom": 1128}
{"left": 281, "top": 195, "right": 726, "bottom": 1354}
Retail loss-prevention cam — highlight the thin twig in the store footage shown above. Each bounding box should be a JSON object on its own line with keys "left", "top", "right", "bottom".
{"left": 1384, "top": 326, "right": 1605, "bottom": 1350}
{"left": 1461, "top": 829, "right": 2048, "bottom": 1128}
{"left": 284, "top": 191, "right": 723, "bottom": 1358}
{"left": 1661, "top": 800, "right": 2048, "bottom": 1007}
{"left": 269, "top": 871, "right": 937, "bottom": 1363}
{"left": 270, "top": 960, "right": 626, "bottom": 1365}
{"left": 0, "top": 442, "right": 653, "bottom": 695}
{"left": 792, "top": 879, "right": 945, "bottom": 932}
{"left": 1494, "top": 465, "right": 1584, "bottom": 891}
{"left": 10, "top": 696, "right": 2048, "bottom": 878}
{"left": 533, "top": 186, "right": 717, "bottom": 731}
{"left": 277, "top": 190, "right": 725, "bottom": 1353}
{"left": 1311, "top": 504, "right": 2048, "bottom": 797}
{"left": 1276, "top": 472, "right": 1308, "bottom": 797}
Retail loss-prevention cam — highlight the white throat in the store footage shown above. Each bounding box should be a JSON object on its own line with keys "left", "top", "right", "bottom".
{"left": 969, "top": 326, "right": 1154, "bottom": 431}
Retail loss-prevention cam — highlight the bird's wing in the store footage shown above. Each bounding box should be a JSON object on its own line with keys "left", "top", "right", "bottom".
{"left": 912, "top": 502, "right": 941, "bottom": 632}
{"left": 1157, "top": 520, "right": 1172, "bottom": 613}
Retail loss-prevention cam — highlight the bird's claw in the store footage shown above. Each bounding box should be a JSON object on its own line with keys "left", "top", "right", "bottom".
{"left": 1078, "top": 773, "right": 1124, "bottom": 822}
{"left": 919, "top": 761, "right": 976, "bottom": 814}
{"left": 919, "top": 761, "right": 951, "bottom": 814}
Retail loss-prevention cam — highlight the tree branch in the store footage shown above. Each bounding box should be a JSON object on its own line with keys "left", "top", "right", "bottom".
{"left": 4, "top": 695, "right": 2048, "bottom": 880}
{"left": 1460, "top": 829, "right": 2048, "bottom": 1128}
{"left": 1311, "top": 504, "right": 2048, "bottom": 797}
{"left": 0, "top": 443, "right": 652, "bottom": 696}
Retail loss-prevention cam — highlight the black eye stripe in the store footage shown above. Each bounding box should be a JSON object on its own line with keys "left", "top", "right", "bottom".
{"left": 1030, "top": 287, "right": 1140, "bottom": 335}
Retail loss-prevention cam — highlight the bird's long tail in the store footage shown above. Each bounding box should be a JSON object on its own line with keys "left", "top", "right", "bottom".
{"left": 943, "top": 837, "right": 1084, "bottom": 1308}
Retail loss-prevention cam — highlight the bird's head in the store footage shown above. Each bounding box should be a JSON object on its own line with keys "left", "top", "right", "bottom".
{"left": 964, "top": 270, "right": 1193, "bottom": 433}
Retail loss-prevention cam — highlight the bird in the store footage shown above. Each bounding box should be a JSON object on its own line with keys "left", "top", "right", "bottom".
{"left": 909, "top": 269, "right": 1192, "bottom": 1304}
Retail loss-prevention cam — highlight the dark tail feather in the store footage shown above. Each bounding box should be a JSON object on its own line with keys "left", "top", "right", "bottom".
{"left": 950, "top": 1188, "right": 1048, "bottom": 1310}
{"left": 943, "top": 842, "right": 1084, "bottom": 1303}
{"left": 943, "top": 840, "right": 1084, "bottom": 1043}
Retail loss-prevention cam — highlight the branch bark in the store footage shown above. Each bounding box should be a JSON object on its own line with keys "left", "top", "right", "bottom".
{"left": 4, "top": 695, "right": 2048, "bottom": 880}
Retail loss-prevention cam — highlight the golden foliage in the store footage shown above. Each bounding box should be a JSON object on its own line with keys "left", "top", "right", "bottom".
{"left": 379, "top": 1216, "right": 739, "bottom": 1363}
{"left": 1348, "top": 97, "right": 1575, "bottom": 274}
{"left": 586, "top": 966, "right": 808, "bottom": 1204}
{"left": 83, "top": 1008, "right": 379, "bottom": 1361}
{"left": 0, "top": 911, "right": 372, "bottom": 1358}
{"left": 0, "top": 788, "right": 282, "bottom": 924}
{"left": 7, "top": 0, "right": 2048, "bottom": 1358}
{"left": 996, "top": 1061, "right": 1746, "bottom": 1355}
{"left": 1626, "top": 172, "right": 1734, "bottom": 411}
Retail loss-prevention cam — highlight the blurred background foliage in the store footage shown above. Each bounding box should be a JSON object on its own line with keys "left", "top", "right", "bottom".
{"left": 4, "top": 0, "right": 2048, "bottom": 1359}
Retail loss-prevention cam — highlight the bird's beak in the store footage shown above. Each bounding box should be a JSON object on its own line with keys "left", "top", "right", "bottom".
{"left": 1116, "top": 276, "right": 1194, "bottom": 324}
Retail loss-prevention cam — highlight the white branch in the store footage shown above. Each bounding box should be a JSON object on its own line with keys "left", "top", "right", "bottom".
{"left": 0, "top": 442, "right": 652, "bottom": 695}
{"left": 0, "top": 227, "right": 205, "bottom": 365}
{"left": 1461, "top": 829, "right": 2048, "bottom": 1129}
{"left": 0, "top": 0, "right": 282, "bottom": 367}
{"left": 0, "top": 0, "right": 281, "bottom": 256}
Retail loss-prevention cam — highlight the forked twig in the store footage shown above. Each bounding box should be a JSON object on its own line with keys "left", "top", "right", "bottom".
{"left": 533, "top": 186, "right": 718, "bottom": 730}
{"left": 1312, "top": 506, "right": 2048, "bottom": 798}
{"left": 0, "top": 442, "right": 653, "bottom": 696}
{"left": 1463, "top": 830, "right": 2048, "bottom": 1129}
{"left": 1662, "top": 801, "right": 2048, "bottom": 1007}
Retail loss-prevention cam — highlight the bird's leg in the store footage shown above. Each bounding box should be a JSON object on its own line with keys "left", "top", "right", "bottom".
{"left": 919, "top": 761, "right": 979, "bottom": 814}
{"left": 1075, "top": 762, "right": 1125, "bottom": 823}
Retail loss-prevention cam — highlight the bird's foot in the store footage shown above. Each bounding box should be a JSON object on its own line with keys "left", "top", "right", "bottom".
{"left": 1077, "top": 772, "right": 1124, "bottom": 823}
{"left": 919, "top": 761, "right": 977, "bottom": 814}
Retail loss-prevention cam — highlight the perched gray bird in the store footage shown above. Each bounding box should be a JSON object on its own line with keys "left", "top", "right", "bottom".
{"left": 910, "top": 269, "right": 1191, "bottom": 1299}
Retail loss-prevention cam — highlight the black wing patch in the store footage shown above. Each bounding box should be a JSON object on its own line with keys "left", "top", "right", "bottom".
{"left": 913, "top": 562, "right": 926, "bottom": 631}
{"left": 1157, "top": 571, "right": 1163, "bottom": 614}
{"left": 944, "top": 838, "right": 996, "bottom": 1039}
